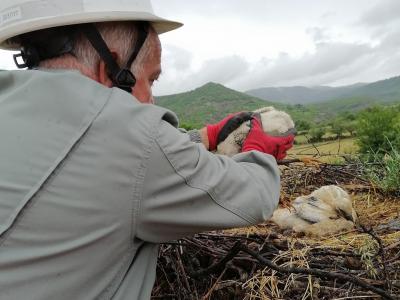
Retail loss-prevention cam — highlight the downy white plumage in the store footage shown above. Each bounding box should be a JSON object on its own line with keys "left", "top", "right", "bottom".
{"left": 271, "top": 185, "right": 358, "bottom": 236}
{"left": 217, "top": 107, "right": 295, "bottom": 156}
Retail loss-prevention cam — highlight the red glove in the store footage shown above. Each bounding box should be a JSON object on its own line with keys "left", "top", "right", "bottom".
{"left": 242, "top": 117, "right": 294, "bottom": 160}
{"left": 206, "top": 114, "right": 237, "bottom": 151}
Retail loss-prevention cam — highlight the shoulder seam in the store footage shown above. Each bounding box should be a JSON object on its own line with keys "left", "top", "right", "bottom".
{"left": 131, "top": 110, "right": 163, "bottom": 239}
{"left": 0, "top": 86, "right": 112, "bottom": 244}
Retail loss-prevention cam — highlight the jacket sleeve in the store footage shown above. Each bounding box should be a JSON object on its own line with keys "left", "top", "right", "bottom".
{"left": 136, "top": 119, "right": 280, "bottom": 243}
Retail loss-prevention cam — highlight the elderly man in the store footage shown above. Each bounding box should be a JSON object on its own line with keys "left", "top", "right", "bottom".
{"left": 0, "top": 0, "right": 294, "bottom": 299}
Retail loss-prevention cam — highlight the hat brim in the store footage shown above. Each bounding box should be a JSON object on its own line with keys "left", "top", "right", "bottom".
{"left": 0, "top": 11, "right": 183, "bottom": 50}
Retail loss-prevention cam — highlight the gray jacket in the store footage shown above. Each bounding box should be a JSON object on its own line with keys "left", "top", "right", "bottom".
{"left": 0, "top": 70, "right": 280, "bottom": 299}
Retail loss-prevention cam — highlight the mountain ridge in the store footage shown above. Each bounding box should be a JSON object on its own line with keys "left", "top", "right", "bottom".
{"left": 156, "top": 77, "right": 400, "bottom": 127}
{"left": 245, "top": 76, "right": 400, "bottom": 105}
{"left": 156, "top": 82, "right": 320, "bottom": 127}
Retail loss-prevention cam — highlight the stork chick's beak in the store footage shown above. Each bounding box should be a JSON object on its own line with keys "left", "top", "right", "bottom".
{"left": 337, "top": 208, "right": 358, "bottom": 224}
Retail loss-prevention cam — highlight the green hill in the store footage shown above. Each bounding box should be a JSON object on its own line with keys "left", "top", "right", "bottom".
{"left": 246, "top": 84, "right": 365, "bottom": 105}
{"left": 155, "top": 78, "right": 400, "bottom": 129}
{"left": 156, "top": 82, "right": 280, "bottom": 128}
{"left": 310, "top": 96, "right": 382, "bottom": 116}
{"left": 246, "top": 76, "right": 400, "bottom": 108}
{"left": 310, "top": 77, "right": 400, "bottom": 116}
{"left": 348, "top": 76, "right": 400, "bottom": 103}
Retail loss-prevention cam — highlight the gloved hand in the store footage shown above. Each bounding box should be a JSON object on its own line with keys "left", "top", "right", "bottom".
{"left": 242, "top": 117, "right": 294, "bottom": 160}
{"left": 207, "top": 113, "right": 248, "bottom": 151}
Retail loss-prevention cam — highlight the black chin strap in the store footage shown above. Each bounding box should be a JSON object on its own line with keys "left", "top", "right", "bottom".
{"left": 81, "top": 22, "right": 149, "bottom": 93}
{"left": 13, "top": 22, "right": 148, "bottom": 93}
{"left": 125, "top": 22, "right": 149, "bottom": 72}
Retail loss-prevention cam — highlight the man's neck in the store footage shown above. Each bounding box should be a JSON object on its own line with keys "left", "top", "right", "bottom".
{"left": 39, "top": 55, "right": 98, "bottom": 82}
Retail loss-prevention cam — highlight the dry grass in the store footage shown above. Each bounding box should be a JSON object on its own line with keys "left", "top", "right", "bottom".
{"left": 289, "top": 138, "right": 358, "bottom": 163}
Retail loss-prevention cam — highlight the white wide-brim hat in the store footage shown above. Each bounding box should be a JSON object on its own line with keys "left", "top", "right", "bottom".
{"left": 0, "top": 0, "right": 182, "bottom": 50}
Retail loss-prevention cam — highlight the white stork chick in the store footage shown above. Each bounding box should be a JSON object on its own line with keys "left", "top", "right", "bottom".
{"left": 271, "top": 185, "right": 358, "bottom": 236}
{"left": 216, "top": 106, "right": 295, "bottom": 156}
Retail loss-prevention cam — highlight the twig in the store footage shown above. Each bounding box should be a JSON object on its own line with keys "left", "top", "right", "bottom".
{"left": 278, "top": 158, "right": 303, "bottom": 165}
{"left": 159, "top": 264, "right": 175, "bottom": 294}
{"left": 309, "top": 141, "right": 321, "bottom": 157}
{"left": 190, "top": 241, "right": 242, "bottom": 278}
{"left": 151, "top": 294, "right": 177, "bottom": 299}
{"left": 310, "top": 249, "right": 361, "bottom": 257}
{"left": 201, "top": 268, "right": 227, "bottom": 300}
{"left": 239, "top": 244, "right": 395, "bottom": 300}
{"left": 196, "top": 233, "right": 262, "bottom": 244}
{"left": 359, "top": 224, "right": 392, "bottom": 291}
{"left": 385, "top": 240, "right": 400, "bottom": 250}
{"left": 176, "top": 248, "right": 192, "bottom": 295}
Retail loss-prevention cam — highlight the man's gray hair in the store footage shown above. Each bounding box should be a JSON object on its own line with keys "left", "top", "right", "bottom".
{"left": 41, "top": 22, "right": 159, "bottom": 76}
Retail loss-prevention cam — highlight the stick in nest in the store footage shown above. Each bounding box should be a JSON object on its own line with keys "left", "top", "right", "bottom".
{"left": 190, "top": 241, "right": 396, "bottom": 300}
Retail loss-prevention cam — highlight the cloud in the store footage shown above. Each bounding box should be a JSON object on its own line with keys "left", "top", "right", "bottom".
{"left": 188, "top": 56, "right": 249, "bottom": 87}
{"left": 306, "top": 27, "right": 330, "bottom": 43}
{"left": 153, "top": 3, "right": 400, "bottom": 97}
{"left": 161, "top": 45, "right": 193, "bottom": 71}
{"left": 154, "top": 39, "right": 378, "bottom": 95}
{"left": 155, "top": 27, "right": 400, "bottom": 95}
{"left": 233, "top": 41, "right": 373, "bottom": 89}
{"left": 155, "top": 50, "right": 249, "bottom": 95}
{"left": 151, "top": 1, "right": 398, "bottom": 95}
{"left": 360, "top": 0, "right": 400, "bottom": 27}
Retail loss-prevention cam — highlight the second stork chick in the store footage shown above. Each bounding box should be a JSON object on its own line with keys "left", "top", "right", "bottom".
{"left": 271, "top": 185, "right": 358, "bottom": 236}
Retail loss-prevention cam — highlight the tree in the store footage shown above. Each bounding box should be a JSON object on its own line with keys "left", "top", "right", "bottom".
{"left": 331, "top": 120, "right": 345, "bottom": 139}
{"left": 356, "top": 106, "right": 400, "bottom": 156}
{"left": 308, "top": 127, "right": 325, "bottom": 143}
{"left": 340, "top": 111, "right": 356, "bottom": 121}
{"left": 344, "top": 120, "right": 357, "bottom": 136}
{"left": 296, "top": 119, "right": 311, "bottom": 132}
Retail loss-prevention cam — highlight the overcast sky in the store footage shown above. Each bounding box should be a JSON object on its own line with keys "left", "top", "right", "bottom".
{"left": 1, "top": 0, "right": 400, "bottom": 96}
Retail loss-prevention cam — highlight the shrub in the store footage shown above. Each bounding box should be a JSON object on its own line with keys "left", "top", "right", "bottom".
{"left": 331, "top": 120, "right": 345, "bottom": 139}
{"left": 343, "top": 120, "right": 357, "bottom": 136}
{"left": 295, "top": 119, "right": 311, "bottom": 132}
{"left": 308, "top": 127, "right": 325, "bottom": 143}
{"left": 356, "top": 106, "right": 400, "bottom": 157}
{"left": 364, "top": 145, "right": 400, "bottom": 196}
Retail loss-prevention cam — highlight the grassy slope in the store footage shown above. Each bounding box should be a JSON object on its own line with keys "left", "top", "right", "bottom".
{"left": 302, "top": 77, "right": 400, "bottom": 116}
{"left": 157, "top": 82, "right": 279, "bottom": 127}
{"left": 310, "top": 96, "right": 400, "bottom": 117}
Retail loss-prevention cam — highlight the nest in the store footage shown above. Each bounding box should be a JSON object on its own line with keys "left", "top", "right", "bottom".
{"left": 152, "top": 161, "right": 400, "bottom": 299}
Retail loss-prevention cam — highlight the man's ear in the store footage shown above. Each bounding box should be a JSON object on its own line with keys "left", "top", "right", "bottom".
{"left": 97, "top": 51, "right": 120, "bottom": 88}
